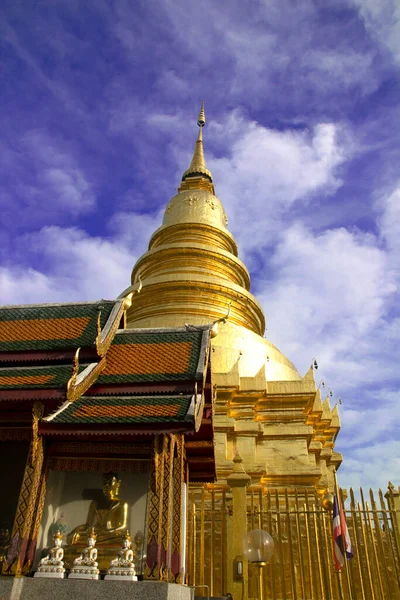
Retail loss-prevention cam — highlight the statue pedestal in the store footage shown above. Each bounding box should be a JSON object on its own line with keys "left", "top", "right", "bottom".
{"left": 68, "top": 569, "right": 100, "bottom": 579}
{"left": 105, "top": 574, "right": 137, "bottom": 581}
{"left": 34, "top": 571, "right": 65, "bottom": 579}
{"left": 0, "top": 577, "right": 193, "bottom": 600}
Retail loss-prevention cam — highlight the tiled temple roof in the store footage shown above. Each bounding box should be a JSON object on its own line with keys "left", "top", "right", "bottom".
{"left": 0, "top": 299, "right": 215, "bottom": 479}
{"left": 97, "top": 328, "right": 208, "bottom": 385}
{"left": 0, "top": 299, "right": 213, "bottom": 472}
{"left": 0, "top": 300, "right": 118, "bottom": 353}
{"left": 0, "top": 364, "right": 82, "bottom": 389}
{"left": 45, "top": 394, "right": 194, "bottom": 425}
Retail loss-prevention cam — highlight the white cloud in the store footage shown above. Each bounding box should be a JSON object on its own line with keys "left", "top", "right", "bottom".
{"left": 0, "top": 218, "right": 160, "bottom": 305}
{"left": 111, "top": 0, "right": 383, "bottom": 107}
{"left": 378, "top": 183, "right": 400, "bottom": 259}
{"left": 0, "top": 130, "right": 96, "bottom": 232}
{"left": 210, "top": 116, "right": 349, "bottom": 256}
{"left": 108, "top": 209, "right": 164, "bottom": 250}
{"left": 40, "top": 167, "right": 93, "bottom": 214}
{"left": 23, "top": 131, "right": 96, "bottom": 215}
{"left": 0, "top": 267, "right": 66, "bottom": 305}
{"left": 353, "top": 0, "right": 400, "bottom": 65}
{"left": 303, "top": 49, "right": 379, "bottom": 95}
{"left": 340, "top": 440, "right": 400, "bottom": 492}
{"left": 257, "top": 223, "right": 396, "bottom": 384}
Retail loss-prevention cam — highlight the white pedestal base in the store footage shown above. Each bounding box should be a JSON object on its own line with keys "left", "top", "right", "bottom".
{"left": 68, "top": 572, "right": 99, "bottom": 580}
{"left": 104, "top": 574, "right": 138, "bottom": 581}
{"left": 34, "top": 571, "right": 65, "bottom": 579}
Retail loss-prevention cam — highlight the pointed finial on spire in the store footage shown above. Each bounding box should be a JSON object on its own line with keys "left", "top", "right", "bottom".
{"left": 181, "top": 101, "right": 213, "bottom": 184}
{"left": 197, "top": 100, "right": 206, "bottom": 127}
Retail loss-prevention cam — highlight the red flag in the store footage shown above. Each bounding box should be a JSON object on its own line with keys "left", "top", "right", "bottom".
{"left": 333, "top": 493, "right": 354, "bottom": 571}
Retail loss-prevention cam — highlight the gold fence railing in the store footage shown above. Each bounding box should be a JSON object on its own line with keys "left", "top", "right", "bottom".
{"left": 187, "top": 485, "right": 400, "bottom": 600}
{"left": 187, "top": 486, "right": 229, "bottom": 596}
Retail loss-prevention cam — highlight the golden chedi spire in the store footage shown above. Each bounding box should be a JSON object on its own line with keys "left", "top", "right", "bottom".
{"left": 120, "top": 104, "right": 300, "bottom": 381}
{"left": 181, "top": 101, "right": 213, "bottom": 185}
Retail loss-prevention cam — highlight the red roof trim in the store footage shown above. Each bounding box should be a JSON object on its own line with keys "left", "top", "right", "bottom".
{"left": 85, "top": 381, "right": 197, "bottom": 396}
{"left": 0, "top": 389, "right": 66, "bottom": 401}
{"left": 0, "top": 348, "right": 99, "bottom": 364}
{"left": 38, "top": 422, "right": 194, "bottom": 437}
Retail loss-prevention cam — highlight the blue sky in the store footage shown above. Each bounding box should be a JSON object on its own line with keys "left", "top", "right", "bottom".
{"left": 1, "top": 0, "right": 399, "bottom": 491}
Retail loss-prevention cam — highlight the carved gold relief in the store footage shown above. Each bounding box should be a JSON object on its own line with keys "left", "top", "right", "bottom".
{"left": 30, "top": 402, "right": 44, "bottom": 467}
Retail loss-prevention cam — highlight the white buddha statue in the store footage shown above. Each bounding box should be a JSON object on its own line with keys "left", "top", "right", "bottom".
{"left": 34, "top": 530, "right": 65, "bottom": 578}
{"left": 105, "top": 531, "right": 137, "bottom": 581}
{"left": 68, "top": 528, "right": 99, "bottom": 580}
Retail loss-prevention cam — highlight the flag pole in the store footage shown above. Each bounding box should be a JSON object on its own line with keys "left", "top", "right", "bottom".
{"left": 336, "top": 568, "right": 345, "bottom": 600}
{"left": 334, "top": 467, "right": 353, "bottom": 600}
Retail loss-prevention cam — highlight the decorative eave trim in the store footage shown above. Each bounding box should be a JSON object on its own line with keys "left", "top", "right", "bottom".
{"left": 0, "top": 389, "right": 66, "bottom": 402}
{"left": 95, "top": 278, "right": 142, "bottom": 357}
{"left": 95, "top": 300, "right": 124, "bottom": 357}
{"left": 0, "top": 299, "right": 116, "bottom": 310}
{"left": 196, "top": 329, "right": 211, "bottom": 382}
{"left": 66, "top": 350, "right": 107, "bottom": 403}
{"left": 38, "top": 423, "right": 194, "bottom": 437}
{"left": 0, "top": 348, "right": 100, "bottom": 365}
{"left": 86, "top": 381, "right": 196, "bottom": 396}
{"left": 194, "top": 392, "right": 205, "bottom": 432}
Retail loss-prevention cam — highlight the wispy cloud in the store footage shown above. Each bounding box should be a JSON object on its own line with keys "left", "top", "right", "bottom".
{"left": 353, "top": 0, "right": 400, "bottom": 65}
{"left": 209, "top": 113, "right": 350, "bottom": 258}
{"left": 0, "top": 130, "right": 96, "bottom": 235}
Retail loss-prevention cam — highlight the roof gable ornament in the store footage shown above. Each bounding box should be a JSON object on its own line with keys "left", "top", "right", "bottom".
{"left": 210, "top": 302, "right": 231, "bottom": 338}
{"left": 96, "top": 276, "right": 142, "bottom": 357}
{"left": 66, "top": 347, "right": 106, "bottom": 402}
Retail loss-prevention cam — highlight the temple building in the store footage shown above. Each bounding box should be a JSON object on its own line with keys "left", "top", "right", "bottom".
{"left": 1, "top": 104, "right": 399, "bottom": 600}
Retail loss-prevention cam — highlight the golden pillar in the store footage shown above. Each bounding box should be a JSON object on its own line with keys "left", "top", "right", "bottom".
{"left": 171, "top": 434, "right": 185, "bottom": 583}
{"left": 145, "top": 434, "right": 176, "bottom": 580}
{"left": 5, "top": 402, "right": 46, "bottom": 576}
{"left": 226, "top": 452, "right": 251, "bottom": 600}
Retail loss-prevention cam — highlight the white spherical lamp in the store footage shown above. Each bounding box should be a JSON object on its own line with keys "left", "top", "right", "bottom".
{"left": 243, "top": 529, "right": 274, "bottom": 565}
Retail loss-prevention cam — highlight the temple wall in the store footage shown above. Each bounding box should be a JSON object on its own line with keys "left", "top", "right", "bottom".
{"left": 34, "top": 470, "right": 149, "bottom": 567}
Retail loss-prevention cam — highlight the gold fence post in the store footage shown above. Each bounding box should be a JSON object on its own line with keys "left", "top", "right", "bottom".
{"left": 385, "top": 482, "right": 400, "bottom": 547}
{"left": 226, "top": 452, "right": 251, "bottom": 600}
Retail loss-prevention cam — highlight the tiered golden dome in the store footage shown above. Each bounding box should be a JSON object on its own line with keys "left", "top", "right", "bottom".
{"left": 120, "top": 104, "right": 301, "bottom": 381}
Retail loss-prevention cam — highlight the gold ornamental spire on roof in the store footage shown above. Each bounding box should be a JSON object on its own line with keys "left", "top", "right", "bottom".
{"left": 182, "top": 101, "right": 213, "bottom": 183}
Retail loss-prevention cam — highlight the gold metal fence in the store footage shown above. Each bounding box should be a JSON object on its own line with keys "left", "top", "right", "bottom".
{"left": 187, "top": 486, "right": 229, "bottom": 596}
{"left": 187, "top": 485, "right": 400, "bottom": 600}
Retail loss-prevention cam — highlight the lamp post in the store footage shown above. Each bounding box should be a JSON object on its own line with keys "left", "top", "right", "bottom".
{"left": 243, "top": 529, "right": 274, "bottom": 600}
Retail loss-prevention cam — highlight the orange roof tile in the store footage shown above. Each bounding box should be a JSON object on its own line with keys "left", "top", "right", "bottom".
{"left": 0, "top": 317, "right": 90, "bottom": 342}
{"left": 73, "top": 404, "right": 179, "bottom": 419}
{"left": 0, "top": 374, "right": 55, "bottom": 386}
{"left": 104, "top": 341, "right": 192, "bottom": 376}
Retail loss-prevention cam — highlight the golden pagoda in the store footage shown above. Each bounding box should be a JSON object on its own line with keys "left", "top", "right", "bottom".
{"left": 116, "top": 105, "right": 400, "bottom": 600}
{"left": 120, "top": 102, "right": 342, "bottom": 493}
